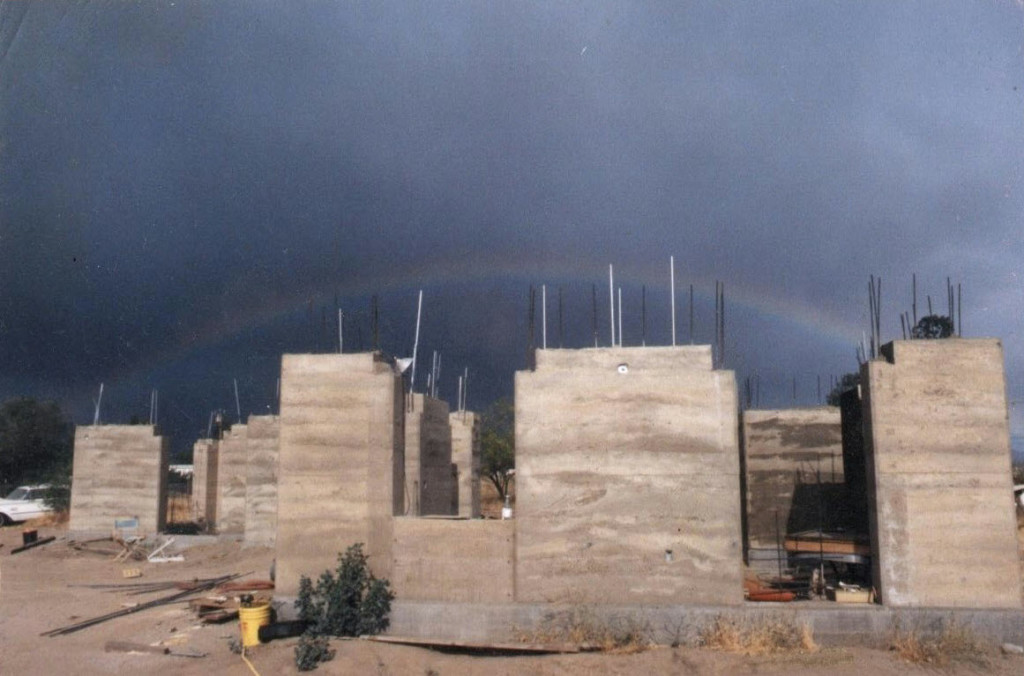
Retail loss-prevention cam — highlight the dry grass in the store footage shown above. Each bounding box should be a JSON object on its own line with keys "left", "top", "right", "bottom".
{"left": 889, "top": 619, "right": 989, "bottom": 667}
{"left": 514, "top": 605, "right": 653, "bottom": 653}
{"left": 699, "top": 615, "right": 818, "bottom": 656}
{"left": 24, "top": 510, "right": 68, "bottom": 528}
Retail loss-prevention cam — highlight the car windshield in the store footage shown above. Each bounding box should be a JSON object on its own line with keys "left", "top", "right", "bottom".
{"left": 5, "top": 487, "right": 28, "bottom": 500}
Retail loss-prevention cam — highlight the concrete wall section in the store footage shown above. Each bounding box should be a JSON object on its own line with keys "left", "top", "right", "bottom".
{"left": 69, "top": 425, "right": 169, "bottom": 534}
{"left": 244, "top": 415, "right": 280, "bottom": 547}
{"left": 515, "top": 346, "right": 744, "bottom": 605}
{"left": 391, "top": 518, "right": 514, "bottom": 602}
{"left": 863, "top": 339, "right": 1022, "bottom": 608}
{"left": 404, "top": 394, "right": 455, "bottom": 516}
{"left": 450, "top": 412, "right": 481, "bottom": 518}
{"left": 741, "top": 408, "right": 843, "bottom": 551}
{"left": 215, "top": 424, "right": 248, "bottom": 536}
{"left": 276, "top": 353, "right": 404, "bottom": 596}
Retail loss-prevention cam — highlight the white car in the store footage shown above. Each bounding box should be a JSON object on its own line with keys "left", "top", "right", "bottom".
{"left": 0, "top": 485, "right": 53, "bottom": 526}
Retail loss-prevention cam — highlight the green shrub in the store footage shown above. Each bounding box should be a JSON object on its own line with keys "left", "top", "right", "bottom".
{"left": 295, "top": 634, "right": 335, "bottom": 671}
{"left": 293, "top": 543, "right": 394, "bottom": 670}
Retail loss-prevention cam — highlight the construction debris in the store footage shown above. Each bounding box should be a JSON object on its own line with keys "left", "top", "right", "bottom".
{"left": 104, "top": 640, "right": 169, "bottom": 655}
{"left": 43, "top": 573, "right": 244, "bottom": 637}
{"left": 365, "top": 635, "right": 583, "bottom": 654}
{"left": 217, "top": 579, "right": 274, "bottom": 593}
{"left": 10, "top": 536, "right": 56, "bottom": 555}
{"left": 103, "top": 640, "right": 207, "bottom": 658}
{"left": 146, "top": 537, "right": 185, "bottom": 563}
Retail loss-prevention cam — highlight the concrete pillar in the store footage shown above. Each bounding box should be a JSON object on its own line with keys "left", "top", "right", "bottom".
{"left": 276, "top": 353, "right": 404, "bottom": 596}
{"left": 450, "top": 411, "right": 481, "bottom": 518}
{"left": 190, "top": 438, "right": 216, "bottom": 524}
{"left": 244, "top": 415, "right": 280, "bottom": 547}
{"left": 215, "top": 424, "right": 248, "bottom": 536}
{"left": 69, "top": 425, "right": 170, "bottom": 535}
{"left": 862, "top": 339, "right": 1022, "bottom": 608}
{"left": 403, "top": 394, "right": 455, "bottom": 516}
{"left": 515, "top": 346, "right": 744, "bottom": 605}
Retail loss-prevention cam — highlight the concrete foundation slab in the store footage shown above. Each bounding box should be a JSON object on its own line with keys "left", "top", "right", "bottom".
{"left": 382, "top": 601, "right": 1024, "bottom": 647}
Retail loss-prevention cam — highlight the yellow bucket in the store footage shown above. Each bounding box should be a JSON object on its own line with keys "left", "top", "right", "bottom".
{"left": 238, "top": 603, "right": 272, "bottom": 647}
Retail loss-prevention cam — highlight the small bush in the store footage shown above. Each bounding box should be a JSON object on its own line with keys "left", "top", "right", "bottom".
{"left": 294, "top": 543, "right": 394, "bottom": 671}
{"left": 699, "top": 615, "right": 817, "bottom": 655}
{"left": 295, "top": 634, "right": 335, "bottom": 671}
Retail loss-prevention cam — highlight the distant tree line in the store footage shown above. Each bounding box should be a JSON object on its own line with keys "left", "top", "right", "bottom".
{"left": 0, "top": 397, "right": 73, "bottom": 509}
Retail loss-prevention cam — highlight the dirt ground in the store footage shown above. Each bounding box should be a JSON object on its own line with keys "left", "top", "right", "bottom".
{"left": 2, "top": 520, "right": 1023, "bottom": 676}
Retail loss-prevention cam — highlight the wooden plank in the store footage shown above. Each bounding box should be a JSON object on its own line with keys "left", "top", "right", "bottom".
{"left": 104, "top": 640, "right": 169, "bottom": 655}
{"left": 365, "top": 635, "right": 581, "bottom": 653}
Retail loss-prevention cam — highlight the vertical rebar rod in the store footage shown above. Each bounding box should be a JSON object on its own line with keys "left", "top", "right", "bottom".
{"left": 670, "top": 256, "right": 676, "bottom": 346}
{"left": 617, "top": 287, "right": 623, "bottom": 347}
{"left": 592, "top": 284, "right": 598, "bottom": 347}
{"left": 609, "top": 264, "right": 615, "bottom": 347}
{"left": 558, "top": 286, "right": 564, "bottom": 348}
{"left": 641, "top": 284, "right": 647, "bottom": 347}
{"left": 957, "top": 283, "right": 962, "bottom": 336}
{"left": 372, "top": 294, "right": 380, "bottom": 350}
{"left": 93, "top": 384, "right": 103, "bottom": 425}
{"left": 689, "top": 284, "right": 694, "bottom": 344}
{"left": 542, "top": 284, "right": 547, "bottom": 350}
{"left": 774, "top": 509, "right": 783, "bottom": 580}
{"left": 912, "top": 273, "right": 917, "bottom": 326}
{"left": 410, "top": 289, "right": 423, "bottom": 394}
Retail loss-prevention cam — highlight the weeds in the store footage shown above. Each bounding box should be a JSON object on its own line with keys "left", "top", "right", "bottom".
{"left": 889, "top": 618, "right": 988, "bottom": 667}
{"left": 514, "top": 606, "right": 653, "bottom": 653}
{"left": 699, "top": 615, "right": 817, "bottom": 655}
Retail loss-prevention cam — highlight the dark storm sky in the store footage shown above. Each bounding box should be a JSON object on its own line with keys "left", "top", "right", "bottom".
{"left": 2, "top": 1, "right": 1023, "bottom": 457}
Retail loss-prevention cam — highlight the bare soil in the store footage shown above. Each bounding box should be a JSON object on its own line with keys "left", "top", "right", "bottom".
{"left": 2, "top": 521, "right": 1022, "bottom": 675}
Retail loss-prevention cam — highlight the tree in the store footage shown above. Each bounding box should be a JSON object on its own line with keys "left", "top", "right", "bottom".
{"left": 912, "top": 315, "right": 954, "bottom": 339}
{"left": 0, "top": 398, "right": 73, "bottom": 493}
{"left": 480, "top": 397, "right": 515, "bottom": 501}
{"left": 826, "top": 372, "right": 860, "bottom": 407}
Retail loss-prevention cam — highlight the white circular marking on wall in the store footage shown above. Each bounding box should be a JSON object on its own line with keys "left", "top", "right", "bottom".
{"left": 617, "top": 363, "right": 629, "bottom": 374}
